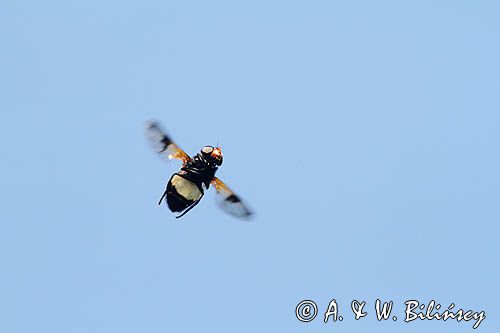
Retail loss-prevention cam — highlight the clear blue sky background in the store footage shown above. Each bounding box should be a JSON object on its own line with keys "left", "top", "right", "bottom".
{"left": 1, "top": 1, "right": 499, "bottom": 332}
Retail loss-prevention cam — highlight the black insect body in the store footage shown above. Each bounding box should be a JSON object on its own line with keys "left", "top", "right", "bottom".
{"left": 160, "top": 146, "right": 220, "bottom": 217}
{"left": 146, "top": 121, "right": 252, "bottom": 219}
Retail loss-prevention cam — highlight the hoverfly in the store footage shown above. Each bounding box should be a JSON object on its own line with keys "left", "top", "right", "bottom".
{"left": 146, "top": 121, "right": 253, "bottom": 219}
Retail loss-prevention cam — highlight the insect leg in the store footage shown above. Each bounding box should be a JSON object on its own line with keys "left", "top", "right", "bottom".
{"left": 175, "top": 193, "right": 204, "bottom": 219}
{"left": 158, "top": 187, "right": 168, "bottom": 205}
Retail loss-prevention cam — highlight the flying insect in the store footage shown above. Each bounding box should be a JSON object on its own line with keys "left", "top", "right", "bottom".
{"left": 146, "top": 121, "right": 253, "bottom": 219}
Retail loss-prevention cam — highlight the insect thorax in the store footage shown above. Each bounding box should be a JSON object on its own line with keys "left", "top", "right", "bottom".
{"left": 179, "top": 153, "right": 218, "bottom": 189}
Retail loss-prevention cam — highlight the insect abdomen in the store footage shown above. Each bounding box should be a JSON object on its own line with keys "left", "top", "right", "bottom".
{"left": 166, "top": 174, "right": 203, "bottom": 212}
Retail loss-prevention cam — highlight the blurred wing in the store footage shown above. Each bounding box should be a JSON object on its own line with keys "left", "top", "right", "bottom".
{"left": 146, "top": 121, "right": 191, "bottom": 164}
{"left": 211, "top": 177, "right": 253, "bottom": 219}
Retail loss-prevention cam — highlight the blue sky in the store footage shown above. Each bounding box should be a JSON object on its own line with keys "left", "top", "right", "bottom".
{"left": 1, "top": 1, "right": 499, "bottom": 332}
